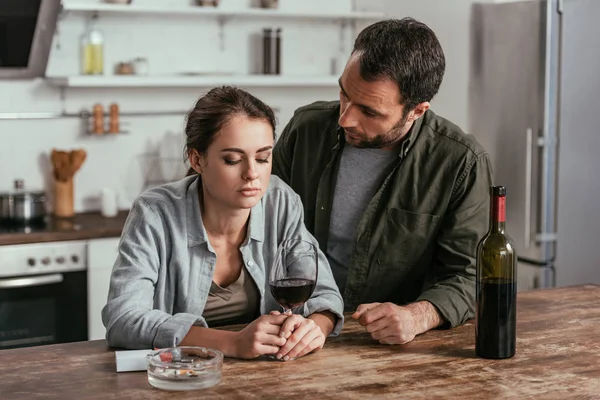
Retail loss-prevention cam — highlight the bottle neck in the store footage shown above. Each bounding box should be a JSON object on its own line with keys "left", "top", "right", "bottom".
{"left": 490, "top": 195, "right": 506, "bottom": 233}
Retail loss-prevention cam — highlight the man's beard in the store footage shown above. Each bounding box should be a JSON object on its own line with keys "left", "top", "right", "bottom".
{"left": 343, "top": 113, "right": 411, "bottom": 149}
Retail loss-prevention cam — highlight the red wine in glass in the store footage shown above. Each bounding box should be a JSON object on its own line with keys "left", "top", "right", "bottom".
{"left": 269, "top": 239, "right": 318, "bottom": 314}
{"left": 269, "top": 278, "right": 316, "bottom": 310}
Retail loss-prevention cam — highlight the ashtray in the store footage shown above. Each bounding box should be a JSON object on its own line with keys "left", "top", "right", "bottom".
{"left": 146, "top": 346, "right": 223, "bottom": 391}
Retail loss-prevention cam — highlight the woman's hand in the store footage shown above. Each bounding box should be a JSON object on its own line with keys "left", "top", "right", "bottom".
{"left": 231, "top": 314, "right": 288, "bottom": 359}
{"left": 270, "top": 313, "right": 326, "bottom": 361}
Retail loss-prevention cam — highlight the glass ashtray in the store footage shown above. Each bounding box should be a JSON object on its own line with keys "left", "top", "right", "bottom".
{"left": 146, "top": 346, "right": 223, "bottom": 391}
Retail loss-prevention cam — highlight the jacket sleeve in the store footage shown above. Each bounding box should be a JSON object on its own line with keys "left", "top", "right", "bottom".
{"left": 282, "top": 192, "right": 345, "bottom": 336}
{"left": 417, "top": 152, "right": 493, "bottom": 327}
{"left": 101, "top": 198, "right": 205, "bottom": 349}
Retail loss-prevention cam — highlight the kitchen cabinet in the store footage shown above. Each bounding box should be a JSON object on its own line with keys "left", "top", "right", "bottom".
{"left": 87, "top": 237, "right": 120, "bottom": 341}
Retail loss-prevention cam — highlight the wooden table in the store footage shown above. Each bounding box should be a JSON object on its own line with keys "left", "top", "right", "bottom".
{"left": 1, "top": 285, "right": 599, "bottom": 399}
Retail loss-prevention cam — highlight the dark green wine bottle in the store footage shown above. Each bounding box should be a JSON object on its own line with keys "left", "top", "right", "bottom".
{"left": 475, "top": 186, "right": 517, "bottom": 359}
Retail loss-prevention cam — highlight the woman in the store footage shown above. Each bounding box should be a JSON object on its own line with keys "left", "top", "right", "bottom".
{"left": 102, "top": 86, "right": 344, "bottom": 361}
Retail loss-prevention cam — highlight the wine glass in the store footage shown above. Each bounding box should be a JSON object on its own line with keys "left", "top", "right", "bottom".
{"left": 269, "top": 239, "right": 318, "bottom": 315}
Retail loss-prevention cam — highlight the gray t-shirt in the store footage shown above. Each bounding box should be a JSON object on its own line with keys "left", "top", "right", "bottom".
{"left": 327, "top": 145, "right": 399, "bottom": 294}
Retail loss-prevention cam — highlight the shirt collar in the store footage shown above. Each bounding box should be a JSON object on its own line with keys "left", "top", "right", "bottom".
{"left": 186, "top": 176, "right": 264, "bottom": 248}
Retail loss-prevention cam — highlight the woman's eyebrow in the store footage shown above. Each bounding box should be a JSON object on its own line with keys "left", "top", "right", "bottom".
{"left": 221, "top": 145, "right": 273, "bottom": 154}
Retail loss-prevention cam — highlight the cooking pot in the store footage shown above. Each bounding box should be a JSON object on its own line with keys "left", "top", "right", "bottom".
{"left": 0, "top": 179, "right": 47, "bottom": 226}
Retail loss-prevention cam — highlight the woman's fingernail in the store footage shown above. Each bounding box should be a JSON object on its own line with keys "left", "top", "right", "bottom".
{"left": 276, "top": 353, "right": 282, "bottom": 359}
{"left": 283, "top": 356, "right": 290, "bottom": 361}
{"left": 285, "top": 332, "right": 291, "bottom": 339}
{"left": 280, "top": 332, "right": 285, "bottom": 337}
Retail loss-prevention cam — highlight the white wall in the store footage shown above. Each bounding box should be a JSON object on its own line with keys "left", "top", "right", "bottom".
{"left": 383, "top": 0, "right": 483, "bottom": 132}
{"left": 1, "top": 0, "right": 486, "bottom": 214}
{"left": 1, "top": 0, "right": 379, "bottom": 212}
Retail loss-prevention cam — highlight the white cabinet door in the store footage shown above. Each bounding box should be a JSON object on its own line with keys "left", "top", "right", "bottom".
{"left": 87, "top": 237, "right": 120, "bottom": 341}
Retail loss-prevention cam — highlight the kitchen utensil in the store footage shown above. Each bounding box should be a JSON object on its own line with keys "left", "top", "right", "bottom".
{"left": 0, "top": 179, "right": 47, "bottom": 226}
{"left": 50, "top": 148, "right": 87, "bottom": 218}
{"left": 109, "top": 103, "right": 120, "bottom": 133}
{"left": 93, "top": 104, "right": 104, "bottom": 134}
{"left": 69, "top": 149, "right": 87, "bottom": 177}
{"left": 146, "top": 347, "right": 223, "bottom": 391}
{"left": 54, "top": 179, "right": 74, "bottom": 218}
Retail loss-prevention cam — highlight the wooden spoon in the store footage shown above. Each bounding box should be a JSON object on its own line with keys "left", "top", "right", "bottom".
{"left": 69, "top": 149, "right": 87, "bottom": 178}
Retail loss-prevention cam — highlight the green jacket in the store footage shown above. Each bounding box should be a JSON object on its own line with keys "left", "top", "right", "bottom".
{"left": 272, "top": 101, "right": 493, "bottom": 327}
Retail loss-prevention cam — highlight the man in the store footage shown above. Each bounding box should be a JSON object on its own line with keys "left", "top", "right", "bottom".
{"left": 272, "top": 18, "right": 492, "bottom": 345}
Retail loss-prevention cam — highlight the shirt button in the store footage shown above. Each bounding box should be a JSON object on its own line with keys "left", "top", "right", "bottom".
{"left": 247, "top": 260, "right": 254, "bottom": 267}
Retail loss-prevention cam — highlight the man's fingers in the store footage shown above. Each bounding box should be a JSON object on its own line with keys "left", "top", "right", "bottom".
{"left": 359, "top": 303, "right": 395, "bottom": 326}
{"left": 351, "top": 303, "right": 381, "bottom": 320}
{"left": 364, "top": 316, "right": 389, "bottom": 334}
{"left": 370, "top": 326, "right": 397, "bottom": 341}
{"left": 378, "top": 336, "right": 399, "bottom": 345}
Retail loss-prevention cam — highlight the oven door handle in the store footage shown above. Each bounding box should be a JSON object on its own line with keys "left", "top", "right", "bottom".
{"left": 0, "top": 274, "right": 64, "bottom": 289}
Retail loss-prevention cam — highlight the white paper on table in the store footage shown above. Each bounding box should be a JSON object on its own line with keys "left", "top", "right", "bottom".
{"left": 115, "top": 349, "right": 153, "bottom": 372}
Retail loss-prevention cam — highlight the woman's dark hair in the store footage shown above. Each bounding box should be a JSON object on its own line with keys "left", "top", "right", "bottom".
{"left": 184, "top": 86, "right": 276, "bottom": 176}
{"left": 352, "top": 18, "right": 446, "bottom": 113}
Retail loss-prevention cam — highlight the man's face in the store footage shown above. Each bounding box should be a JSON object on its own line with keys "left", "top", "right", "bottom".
{"left": 338, "top": 54, "right": 417, "bottom": 150}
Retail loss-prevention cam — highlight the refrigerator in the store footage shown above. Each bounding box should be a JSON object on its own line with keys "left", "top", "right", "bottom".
{"left": 469, "top": 0, "right": 600, "bottom": 290}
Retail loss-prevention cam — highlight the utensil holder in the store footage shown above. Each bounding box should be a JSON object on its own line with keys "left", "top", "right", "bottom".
{"left": 54, "top": 179, "right": 74, "bottom": 218}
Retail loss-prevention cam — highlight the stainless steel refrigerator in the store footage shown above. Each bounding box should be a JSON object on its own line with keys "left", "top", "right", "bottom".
{"left": 469, "top": 0, "right": 600, "bottom": 290}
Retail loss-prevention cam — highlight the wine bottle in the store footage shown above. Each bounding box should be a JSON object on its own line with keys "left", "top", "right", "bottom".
{"left": 475, "top": 185, "right": 517, "bottom": 359}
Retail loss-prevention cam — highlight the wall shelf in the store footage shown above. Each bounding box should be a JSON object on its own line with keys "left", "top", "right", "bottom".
{"left": 45, "top": 75, "right": 341, "bottom": 88}
{"left": 60, "top": 3, "right": 384, "bottom": 20}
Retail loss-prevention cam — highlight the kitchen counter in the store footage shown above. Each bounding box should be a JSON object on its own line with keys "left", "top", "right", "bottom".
{"left": 1, "top": 285, "right": 599, "bottom": 399}
{"left": 0, "top": 211, "right": 129, "bottom": 246}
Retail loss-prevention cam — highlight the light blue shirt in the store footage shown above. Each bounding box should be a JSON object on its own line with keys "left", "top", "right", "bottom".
{"left": 102, "top": 175, "right": 344, "bottom": 349}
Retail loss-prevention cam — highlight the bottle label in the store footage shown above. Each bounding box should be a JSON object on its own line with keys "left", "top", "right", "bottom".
{"left": 494, "top": 196, "right": 506, "bottom": 222}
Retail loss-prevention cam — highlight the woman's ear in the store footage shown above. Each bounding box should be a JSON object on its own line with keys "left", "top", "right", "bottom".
{"left": 188, "top": 149, "right": 204, "bottom": 175}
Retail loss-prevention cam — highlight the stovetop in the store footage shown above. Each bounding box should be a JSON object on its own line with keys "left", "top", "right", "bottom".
{"left": 0, "top": 211, "right": 129, "bottom": 246}
{"left": 0, "top": 218, "right": 81, "bottom": 235}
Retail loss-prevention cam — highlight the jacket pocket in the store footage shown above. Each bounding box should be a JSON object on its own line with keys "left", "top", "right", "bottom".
{"left": 375, "top": 207, "right": 440, "bottom": 269}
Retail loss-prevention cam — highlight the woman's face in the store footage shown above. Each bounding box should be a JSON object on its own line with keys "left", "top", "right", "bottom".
{"left": 191, "top": 115, "right": 274, "bottom": 210}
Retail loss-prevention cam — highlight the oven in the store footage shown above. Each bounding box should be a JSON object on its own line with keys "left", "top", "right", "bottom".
{"left": 0, "top": 241, "right": 88, "bottom": 350}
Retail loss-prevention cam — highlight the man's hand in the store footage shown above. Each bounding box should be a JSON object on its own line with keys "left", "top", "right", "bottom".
{"left": 351, "top": 301, "right": 443, "bottom": 345}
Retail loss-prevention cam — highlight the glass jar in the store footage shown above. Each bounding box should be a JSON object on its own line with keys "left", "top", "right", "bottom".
{"left": 80, "top": 16, "right": 104, "bottom": 75}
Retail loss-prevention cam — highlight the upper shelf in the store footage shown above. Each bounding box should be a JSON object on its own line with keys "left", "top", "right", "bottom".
{"left": 60, "top": 3, "right": 384, "bottom": 20}
{"left": 45, "top": 75, "right": 341, "bottom": 88}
